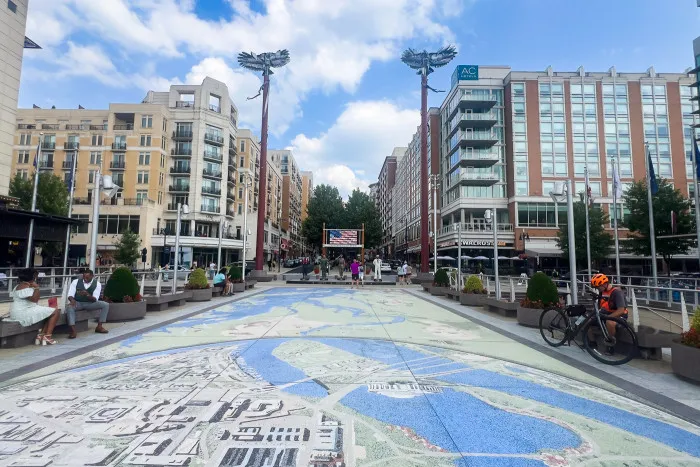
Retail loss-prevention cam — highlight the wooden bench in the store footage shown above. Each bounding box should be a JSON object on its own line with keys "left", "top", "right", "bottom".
{"left": 0, "top": 309, "right": 91, "bottom": 349}
{"left": 145, "top": 291, "right": 191, "bottom": 311}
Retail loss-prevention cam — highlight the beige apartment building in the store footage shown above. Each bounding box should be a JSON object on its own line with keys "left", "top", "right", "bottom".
{"left": 270, "top": 150, "right": 304, "bottom": 256}
{"left": 235, "top": 129, "right": 260, "bottom": 260}
{"left": 300, "top": 170, "right": 313, "bottom": 223}
{"left": 11, "top": 78, "right": 246, "bottom": 268}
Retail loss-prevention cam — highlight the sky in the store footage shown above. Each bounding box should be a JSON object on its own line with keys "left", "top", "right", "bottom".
{"left": 18, "top": 0, "right": 700, "bottom": 198}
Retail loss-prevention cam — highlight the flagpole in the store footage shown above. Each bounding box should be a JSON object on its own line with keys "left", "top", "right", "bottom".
{"left": 584, "top": 165, "right": 592, "bottom": 283}
{"left": 25, "top": 135, "right": 43, "bottom": 267}
{"left": 62, "top": 150, "right": 78, "bottom": 277}
{"left": 612, "top": 156, "right": 622, "bottom": 285}
{"left": 693, "top": 139, "right": 700, "bottom": 269}
{"left": 644, "top": 142, "right": 658, "bottom": 286}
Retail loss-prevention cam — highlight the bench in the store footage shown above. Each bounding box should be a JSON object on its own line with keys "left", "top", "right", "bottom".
{"left": 0, "top": 309, "right": 91, "bottom": 349}
{"left": 145, "top": 291, "right": 191, "bottom": 311}
{"left": 245, "top": 280, "right": 256, "bottom": 290}
{"left": 212, "top": 286, "right": 224, "bottom": 298}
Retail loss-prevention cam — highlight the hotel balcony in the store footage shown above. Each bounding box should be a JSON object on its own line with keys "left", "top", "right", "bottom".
{"left": 169, "top": 184, "right": 190, "bottom": 193}
{"left": 110, "top": 160, "right": 126, "bottom": 170}
{"left": 40, "top": 141, "right": 55, "bottom": 150}
{"left": 457, "top": 171, "right": 500, "bottom": 186}
{"left": 171, "top": 148, "right": 192, "bottom": 157}
{"left": 202, "top": 186, "right": 222, "bottom": 196}
{"left": 172, "top": 130, "right": 193, "bottom": 141}
{"left": 202, "top": 169, "right": 222, "bottom": 179}
{"left": 203, "top": 151, "right": 223, "bottom": 163}
{"left": 437, "top": 222, "right": 515, "bottom": 247}
{"left": 62, "top": 160, "right": 76, "bottom": 170}
{"left": 204, "top": 133, "right": 224, "bottom": 146}
{"left": 450, "top": 150, "right": 500, "bottom": 169}
{"left": 449, "top": 131, "right": 499, "bottom": 154}
{"left": 113, "top": 124, "right": 134, "bottom": 131}
{"left": 112, "top": 142, "right": 127, "bottom": 151}
{"left": 170, "top": 166, "right": 191, "bottom": 175}
{"left": 458, "top": 93, "right": 498, "bottom": 110}
{"left": 447, "top": 113, "right": 498, "bottom": 138}
{"left": 38, "top": 160, "right": 53, "bottom": 170}
{"left": 63, "top": 142, "right": 80, "bottom": 150}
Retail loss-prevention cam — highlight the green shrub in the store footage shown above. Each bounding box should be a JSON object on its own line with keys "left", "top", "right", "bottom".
{"left": 104, "top": 267, "right": 140, "bottom": 303}
{"left": 680, "top": 306, "right": 700, "bottom": 349}
{"left": 463, "top": 275, "right": 485, "bottom": 294}
{"left": 228, "top": 265, "right": 242, "bottom": 283}
{"left": 522, "top": 272, "right": 559, "bottom": 309}
{"left": 187, "top": 268, "right": 210, "bottom": 289}
{"left": 433, "top": 268, "right": 449, "bottom": 287}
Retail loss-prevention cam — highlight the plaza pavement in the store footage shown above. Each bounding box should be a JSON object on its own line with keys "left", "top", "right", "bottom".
{"left": 0, "top": 283, "right": 698, "bottom": 466}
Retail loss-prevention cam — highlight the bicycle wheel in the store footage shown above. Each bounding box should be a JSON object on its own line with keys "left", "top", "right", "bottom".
{"left": 582, "top": 316, "right": 638, "bottom": 365}
{"left": 539, "top": 307, "right": 569, "bottom": 347}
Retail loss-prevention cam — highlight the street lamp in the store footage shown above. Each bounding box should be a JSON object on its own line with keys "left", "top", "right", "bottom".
{"left": 172, "top": 203, "right": 189, "bottom": 293}
{"left": 238, "top": 49, "right": 290, "bottom": 277}
{"left": 430, "top": 174, "right": 439, "bottom": 275}
{"left": 241, "top": 173, "right": 252, "bottom": 283}
{"left": 89, "top": 169, "right": 120, "bottom": 271}
{"left": 484, "top": 208, "right": 500, "bottom": 299}
{"left": 550, "top": 180, "right": 578, "bottom": 304}
{"left": 401, "top": 45, "right": 457, "bottom": 274}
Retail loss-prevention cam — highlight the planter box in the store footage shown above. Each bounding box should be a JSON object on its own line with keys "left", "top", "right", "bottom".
{"left": 187, "top": 288, "right": 212, "bottom": 302}
{"left": 636, "top": 325, "right": 680, "bottom": 360}
{"left": 429, "top": 286, "right": 450, "bottom": 296}
{"left": 446, "top": 290, "right": 460, "bottom": 301}
{"left": 671, "top": 340, "right": 700, "bottom": 383}
{"left": 422, "top": 283, "right": 431, "bottom": 292}
{"left": 145, "top": 292, "right": 188, "bottom": 311}
{"left": 517, "top": 305, "right": 544, "bottom": 328}
{"left": 485, "top": 297, "right": 518, "bottom": 318}
{"left": 245, "top": 280, "right": 256, "bottom": 290}
{"left": 231, "top": 282, "right": 245, "bottom": 293}
{"left": 460, "top": 293, "right": 487, "bottom": 307}
{"left": 106, "top": 301, "right": 147, "bottom": 322}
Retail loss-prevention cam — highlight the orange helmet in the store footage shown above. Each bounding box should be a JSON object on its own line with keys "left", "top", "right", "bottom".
{"left": 591, "top": 273, "right": 609, "bottom": 288}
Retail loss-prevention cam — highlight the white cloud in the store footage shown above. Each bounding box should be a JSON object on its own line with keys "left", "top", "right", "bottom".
{"left": 290, "top": 100, "right": 419, "bottom": 198}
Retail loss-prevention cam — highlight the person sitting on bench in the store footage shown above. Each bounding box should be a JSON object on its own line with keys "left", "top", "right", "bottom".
{"left": 66, "top": 269, "right": 109, "bottom": 339}
{"left": 9, "top": 268, "right": 60, "bottom": 346}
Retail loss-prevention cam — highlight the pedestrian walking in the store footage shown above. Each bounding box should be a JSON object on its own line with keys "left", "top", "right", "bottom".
{"left": 350, "top": 259, "right": 360, "bottom": 288}
{"left": 397, "top": 262, "right": 405, "bottom": 285}
{"left": 373, "top": 255, "right": 382, "bottom": 281}
{"left": 209, "top": 261, "right": 216, "bottom": 280}
{"left": 337, "top": 255, "right": 346, "bottom": 280}
{"left": 320, "top": 254, "right": 328, "bottom": 281}
{"left": 406, "top": 263, "right": 413, "bottom": 284}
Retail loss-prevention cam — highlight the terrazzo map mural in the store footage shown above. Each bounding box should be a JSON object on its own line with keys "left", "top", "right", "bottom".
{"left": 0, "top": 288, "right": 698, "bottom": 466}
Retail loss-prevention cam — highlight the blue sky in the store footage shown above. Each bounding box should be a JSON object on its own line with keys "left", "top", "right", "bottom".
{"left": 18, "top": 0, "right": 700, "bottom": 197}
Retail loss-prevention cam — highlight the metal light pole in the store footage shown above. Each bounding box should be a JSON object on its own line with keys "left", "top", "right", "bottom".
{"left": 431, "top": 174, "right": 439, "bottom": 274}
{"left": 456, "top": 222, "right": 462, "bottom": 289}
{"left": 217, "top": 219, "right": 229, "bottom": 270}
{"left": 693, "top": 140, "right": 700, "bottom": 269}
{"left": 551, "top": 181, "right": 578, "bottom": 304}
{"left": 241, "top": 174, "right": 250, "bottom": 283}
{"left": 486, "top": 208, "right": 500, "bottom": 299}
{"left": 238, "top": 50, "right": 290, "bottom": 275}
{"left": 401, "top": 46, "right": 457, "bottom": 274}
{"left": 172, "top": 203, "right": 189, "bottom": 293}
{"left": 25, "top": 133, "right": 43, "bottom": 267}
{"left": 62, "top": 149, "right": 78, "bottom": 276}
{"left": 88, "top": 170, "right": 119, "bottom": 271}
{"left": 584, "top": 166, "right": 592, "bottom": 283}
{"left": 612, "top": 157, "right": 622, "bottom": 284}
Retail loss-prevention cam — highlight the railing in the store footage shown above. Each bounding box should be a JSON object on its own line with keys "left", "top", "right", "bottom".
{"left": 203, "top": 151, "right": 223, "bottom": 162}
{"left": 110, "top": 160, "right": 125, "bottom": 169}
{"left": 166, "top": 203, "right": 189, "bottom": 211}
{"left": 65, "top": 124, "right": 82, "bottom": 130}
{"left": 62, "top": 160, "right": 75, "bottom": 169}
{"left": 17, "top": 123, "right": 36, "bottom": 129}
{"left": 112, "top": 142, "right": 127, "bottom": 151}
{"left": 64, "top": 142, "right": 79, "bottom": 150}
{"left": 438, "top": 223, "right": 513, "bottom": 236}
{"left": 175, "top": 101, "right": 194, "bottom": 108}
{"left": 113, "top": 124, "right": 134, "bottom": 130}
{"left": 171, "top": 148, "right": 192, "bottom": 156}
{"left": 170, "top": 166, "right": 191, "bottom": 174}
{"left": 122, "top": 198, "right": 149, "bottom": 206}
{"left": 204, "top": 133, "right": 224, "bottom": 145}
{"left": 460, "top": 94, "right": 498, "bottom": 103}
{"left": 41, "top": 124, "right": 60, "bottom": 130}
{"left": 229, "top": 146, "right": 237, "bottom": 155}
{"left": 169, "top": 184, "right": 190, "bottom": 192}
{"left": 90, "top": 125, "right": 107, "bottom": 131}
{"left": 208, "top": 104, "right": 221, "bottom": 113}
{"left": 172, "top": 130, "right": 193, "bottom": 139}
{"left": 41, "top": 142, "right": 56, "bottom": 150}
{"left": 38, "top": 161, "right": 54, "bottom": 169}
{"left": 202, "top": 186, "right": 221, "bottom": 195}
{"left": 73, "top": 197, "right": 91, "bottom": 205}
{"left": 202, "top": 169, "right": 222, "bottom": 178}
{"left": 201, "top": 204, "right": 220, "bottom": 213}
{"left": 458, "top": 172, "right": 499, "bottom": 182}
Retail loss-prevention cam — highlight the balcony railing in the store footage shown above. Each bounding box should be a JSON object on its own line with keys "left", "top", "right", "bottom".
{"left": 201, "top": 204, "right": 220, "bottom": 213}
{"left": 123, "top": 198, "right": 149, "bottom": 206}
{"left": 208, "top": 104, "right": 221, "bottom": 113}
{"left": 229, "top": 145, "right": 237, "bottom": 156}
{"left": 73, "top": 197, "right": 91, "bottom": 205}
{"left": 17, "top": 123, "right": 36, "bottom": 129}
{"left": 438, "top": 222, "right": 514, "bottom": 237}
{"left": 203, "top": 151, "right": 223, "bottom": 162}
{"left": 169, "top": 185, "right": 190, "bottom": 192}
{"left": 90, "top": 125, "right": 106, "bottom": 131}
{"left": 202, "top": 169, "right": 222, "bottom": 179}
{"left": 112, "top": 142, "right": 127, "bottom": 151}
{"left": 172, "top": 130, "right": 193, "bottom": 140}
{"left": 170, "top": 166, "right": 191, "bottom": 174}
{"left": 166, "top": 203, "right": 189, "bottom": 211}
{"left": 64, "top": 142, "right": 79, "bottom": 150}
{"left": 110, "top": 161, "right": 125, "bottom": 169}
{"left": 62, "top": 160, "right": 76, "bottom": 169}
{"left": 227, "top": 192, "right": 236, "bottom": 201}
{"left": 204, "top": 133, "right": 224, "bottom": 145}
{"left": 202, "top": 186, "right": 221, "bottom": 196}
{"left": 113, "top": 124, "right": 133, "bottom": 131}
{"left": 38, "top": 161, "right": 54, "bottom": 169}
{"left": 171, "top": 148, "right": 192, "bottom": 156}
{"left": 41, "top": 142, "right": 56, "bottom": 150}
{"left": 175, "top": 101, "right": 194, "bottom": 108}
{"left": 41, "top": 124, "right": 60, "bottom": 130}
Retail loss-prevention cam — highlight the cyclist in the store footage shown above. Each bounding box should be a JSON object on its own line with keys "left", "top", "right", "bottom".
{"left": 591, "top": 273, "right": 628, "bottom": 354}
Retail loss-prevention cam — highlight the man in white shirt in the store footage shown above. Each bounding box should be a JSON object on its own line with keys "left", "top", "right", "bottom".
{"left": 209, "top": 262, "right": 217, "bottom": 280}
{"left": 372, "top": 256, "right": 382, "bottom": 281}
{"left": 66, "top": 269, "right": 109, "bottom": 339}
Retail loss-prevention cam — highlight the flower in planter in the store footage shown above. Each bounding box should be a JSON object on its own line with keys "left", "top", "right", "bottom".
{"left": 103, "top": 267, "right": 142, "bottom": 303}
{"left": 186, "top": 268, "right": 210, "bottom": 289}
{"left": 432, "top": 268, "right": 450, "bottom": 287}
{"left": 228, "top": 265, "right": 243, "bottom": 284}
{"left": 680, "top": 307, "right": 700, "bottom": 349}
{"left": 520, "top": 272, "right": 560, "bottom": 309}
{"left": 463, "top": 275, "right": 486, "bottom": 294}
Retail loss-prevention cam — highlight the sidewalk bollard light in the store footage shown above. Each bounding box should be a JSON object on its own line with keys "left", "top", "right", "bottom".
{"left": 566, "top": 283, "right": 572, "bottom": 306}
{"left": 485, "top": 276, "right": 491, "bottom": 297}
{"left": 156, "top": 272, "right": 162, "bottom": 297}
{"left": 681, "top": 292, "right": 690, "bottom": 332}
{"left": 510, "top": 278, "right": 515, "bottom": 302}
{"left": 140, "top": 274, "right": 145, "bottom": 296}
{"left": 630, "top": 289, "right": 640, "bottom": 333}
{"left": 50, "top": 268, "right": 56, "bottom": 294}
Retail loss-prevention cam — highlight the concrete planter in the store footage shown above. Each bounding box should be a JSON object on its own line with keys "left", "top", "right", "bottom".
{"left": 485, "top": 297, "right": 518, "bottom": 318}
{"left": 460, "top": 293, "right": 487, "bottom": 307}
{"left": 516, "top": 305, "right": 544, "bottom": 328}
{"left": 106, "top": 301, "right": 147, "bottom": 322}
{"left": 421, "top": 283, "right": 431, "bottom": 292}
{"left": 636, "top": 325, "right": 680, "bottom": 360}
{"left": 671, "top": 340, "right": 700, "bottom": 383}
{"left": 231, "top": 282, "right": 245, "bottom": 293}
{"left": 429, "top": 286, "right": 450, "bottom": 296}
{"left": 187, "top": 288, "right": 212, "bottom": 302}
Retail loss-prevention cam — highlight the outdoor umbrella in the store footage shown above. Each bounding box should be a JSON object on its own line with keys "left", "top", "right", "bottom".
{"left": 473, "top": 256, "right": 489, "bottom": 260}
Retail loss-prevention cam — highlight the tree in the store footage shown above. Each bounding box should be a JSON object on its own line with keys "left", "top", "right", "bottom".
{"left": 343, "top": 189, "right": 382, "bottom": 248}
{"left": 9, "top": 172, "right": 69, "bottom": 216}
{"left": 555, "top": 201, "right": 613, "bottom": 268}
{"left": 113, "top": 229, "right": 141, "bottom": 267}
{"left": 623, "top": 178, "right": 696, "bottom": 272}
{"left": 301, "top": 184, "right": 345, "bottom": 248}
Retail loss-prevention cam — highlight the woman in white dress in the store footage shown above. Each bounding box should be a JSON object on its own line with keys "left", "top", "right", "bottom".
{"left": 10, "top": 268, "right": 60, "bottom": 345}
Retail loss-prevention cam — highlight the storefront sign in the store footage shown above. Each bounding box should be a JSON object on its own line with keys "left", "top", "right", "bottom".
{"left": 451, "top": 65, "right": 479, "bottom": 87}
{"left": 439, "top": 240, "right": 509, "bottom": 248}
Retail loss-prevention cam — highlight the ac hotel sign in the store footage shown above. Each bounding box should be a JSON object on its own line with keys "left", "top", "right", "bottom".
{"left": 451, "top": 65, "right": 479, "bottom": 88}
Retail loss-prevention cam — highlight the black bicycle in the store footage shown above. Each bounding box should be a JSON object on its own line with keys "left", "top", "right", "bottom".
{"left": 538, "top": 292, "right": 638, "bottom": 365}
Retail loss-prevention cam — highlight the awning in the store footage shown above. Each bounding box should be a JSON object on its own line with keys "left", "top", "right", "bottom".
{"left": 525, "top": 247, "right": 563, "bottom": 257}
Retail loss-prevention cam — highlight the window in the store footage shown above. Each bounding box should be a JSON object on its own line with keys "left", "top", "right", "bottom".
{"left": 16, "top": 151, "right": 29, "bottom": 164}
{"left": 136, "top": 190, "right": 148, "bottom": 204}
{"left": 141, "top": 115, "right": 153, "bottom": 128}
{"left": 19, "top": 134, "right": 31, "bottom": 145}
{"left": 91, "top": 135, "right": 103, "bottom": 146}
{"left": 7, "top": 0, "right": 17, "bottom": 13}
{"left": 238, "top": 204, "right": 243, "bottom": 215}
{"left": 137, "top": 171, "right": 149, "bottom": 184}
{"left": 140, "top": 135, "right": 152, "bottom": 146}
{"left": 98, "top": 215, "right": 140, "bottom": 234}
{"left": 238, "top": 188, "right": 243, "bottom": 198}
{"left": 159, "top": 173, "right": 164, "bottom": 186}
{"left": 240, "top": 140, "right": 246, "bottom": 152}
{"left": 239, "top": 156, "right": 245, "bottom": 167}
{"left": 158, "top": 192, "right": 163, "bottom": 204}
{"left": 209, "top": 94, "right": 221, "bottom": 113}
{"left": 161, "top": 154, "right": 166, "bottom": 168}
{"left": 72, "top": 215, "right": 89, "bottom": 234}
{"left": 15, "top": 169, "right": 28, "bottom": 179}
{"left": 88, "top": 170, "right": 96, "bottom": 184}
{"left": 138, "top": 152, "right": 150, "bottom": 165}
{"left": 89, "top": 151, "right": 102, "bottom": 165}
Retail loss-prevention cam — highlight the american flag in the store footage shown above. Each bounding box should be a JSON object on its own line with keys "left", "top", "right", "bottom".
{"left": 329, "top": 229, "right": 357, "bottom": 245}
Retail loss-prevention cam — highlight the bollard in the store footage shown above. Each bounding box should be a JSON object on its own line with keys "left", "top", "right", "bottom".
{"left": 667, "top": 285, "right": 672, "bottom": 308}
{"left": 485, "top": 277, "right": 491, "bottom": 297}
{"left": 681, "top": 292, "right": 690, "bottom": 332}
{"left": 566, "top": 283, "right": 572, "bottom": 306}
{"left": 510, "top": 278, "right": 515, "bottom": 302}
{"left": 140, "top": 274, "right": 145, "bottom": 296}
{"left": 156, "top": 272, "right": 162, "bottom": 297}
{"left": 50, "top": 268, "right": 56, "bottom": 294}
{"left": 645, "top": 281, "right": 650, "bottom": 304}
{"left": 630, "top": 288, "right": 639, "bottom": 333}
{"left": 7, "top": 277, "right": 12, "bottom": 294}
